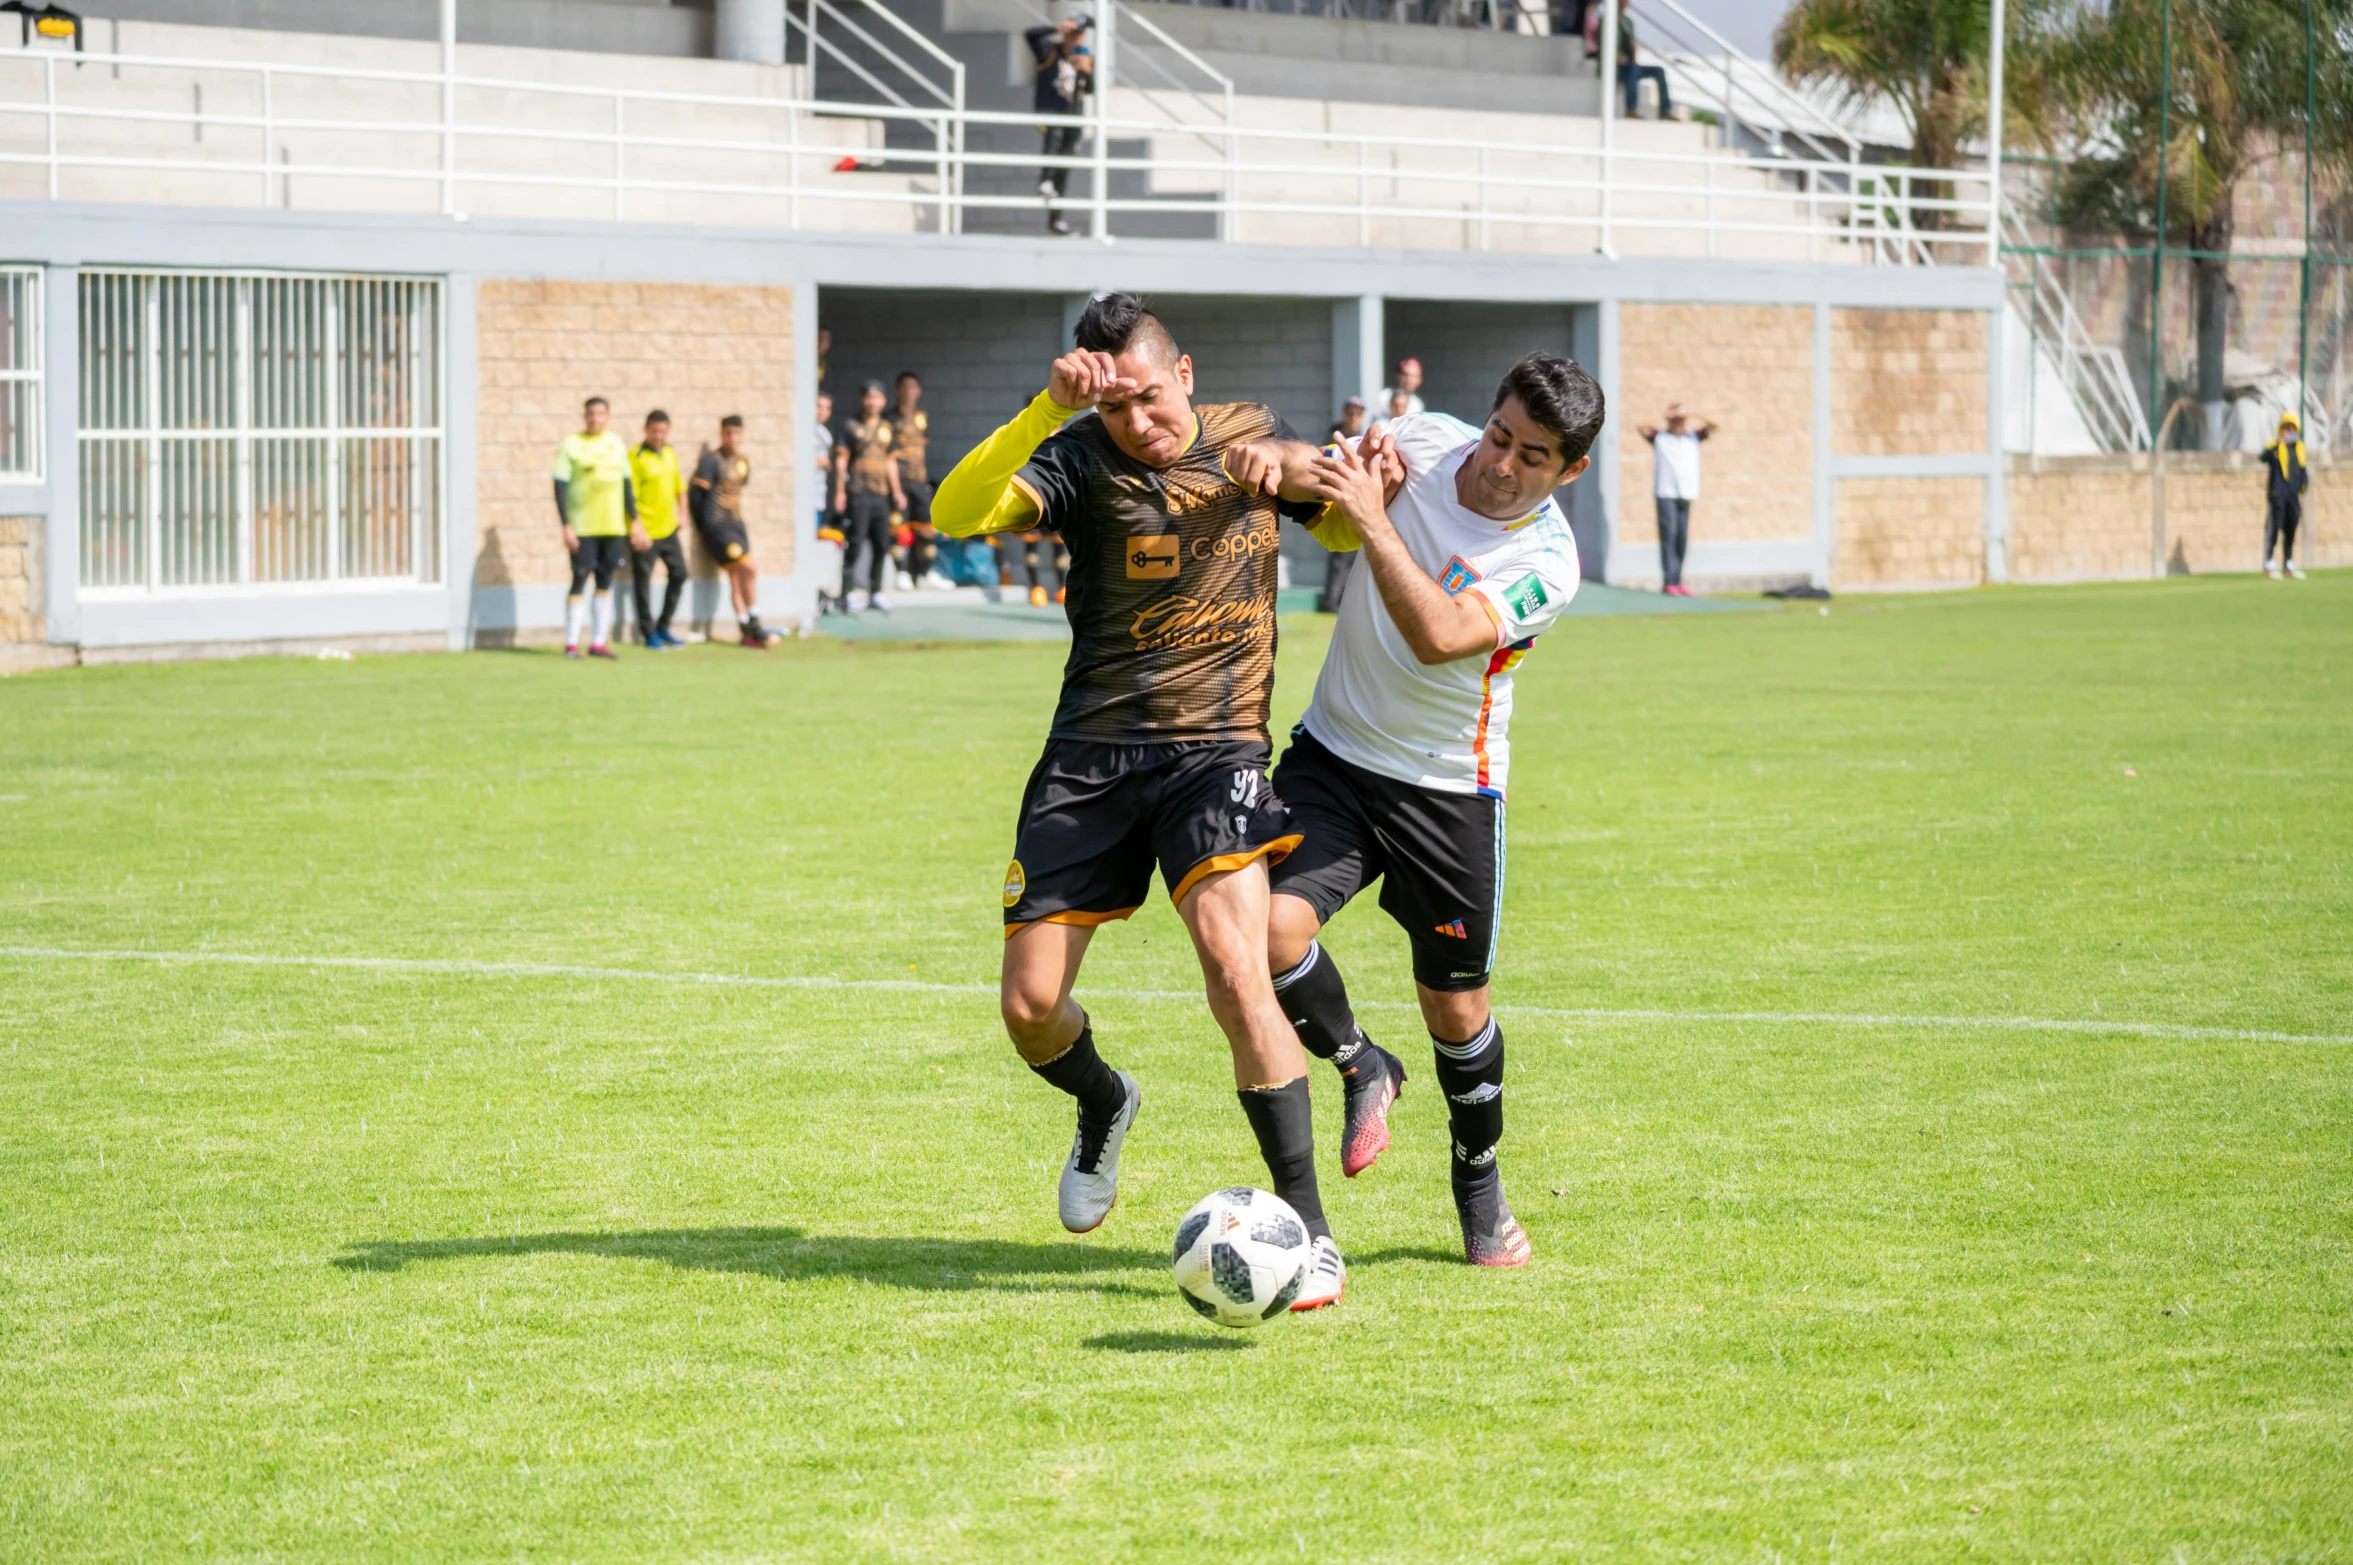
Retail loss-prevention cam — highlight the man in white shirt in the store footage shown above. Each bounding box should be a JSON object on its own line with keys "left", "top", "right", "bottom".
{"left": 1271, "top": 352, "right": 1603, "bottom": 1270}
{"left": 1638, "top": 402, "right": 1716, "bottom": 596}
{"left": 1376, "top": 355, "right": 1427, "bottom": 420}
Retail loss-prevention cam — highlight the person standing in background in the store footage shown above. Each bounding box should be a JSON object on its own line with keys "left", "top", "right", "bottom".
{"left": 1026, "top": 16, "right": 1091, "bottom": 237}
{"left": 553, "top": 395, "right": 637, "bottom": 661}
{"left": 690, "top": 414, "right": 779, "bottom": 647}
{"left": 1328, "top": 395, "right": 1368, "bottom": 446}
{"left": 2262, "top": 411, "right": 2309, "bottom": 579}
{"left": 1637, "top": 402, "right": 1714, "bottom": 596}
{"left": 1379, "top": 358, "right": 1426, "bottom": 419}
{"left": 832, "top": 380, "right": 905, "bottom": 613}
{"left": 1615, "top": 0, "right": 1671, "bottom": 118}
{"left": 628, "top": 409, "right": 689, "bottom": 649}
{"left": 891, "top": 371, "right": 943, "bottom": 591}
{"left": 813, "top": 391, "right": 846, "bottom": 615}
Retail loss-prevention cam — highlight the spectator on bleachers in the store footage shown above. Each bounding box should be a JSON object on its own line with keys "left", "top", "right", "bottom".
{"left": 1027, "top": 17, "right": 1092, "bottom": 237}
{"left": 1616, "top": 0, "right": 1671, "bottom": 118}
{"left": 1378, "top": 357, "right": 1426, "bottom": 418}
{"left": 1329, "top": 395, "right": 1368, "bottom": 445}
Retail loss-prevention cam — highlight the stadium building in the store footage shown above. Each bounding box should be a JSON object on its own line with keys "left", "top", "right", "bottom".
{"left": 0, "top": 0, "right": 2338, "bottom": 664}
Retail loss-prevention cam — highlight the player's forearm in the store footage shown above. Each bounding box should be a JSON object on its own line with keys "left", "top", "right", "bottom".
{"left": 623, "top": 478, "right": 637, "bottom": 522}
{"left": 1269, "top": 441, "right": 1332, "bottom": 505}
{"left": 1355, "top": 513, "right": 1497, "bottom": 664}
{"left": 552, "top": 479, "right": 570, "bottom": 528}
{"left": 933, "top": 389, "right": 1072, "bottom": 538}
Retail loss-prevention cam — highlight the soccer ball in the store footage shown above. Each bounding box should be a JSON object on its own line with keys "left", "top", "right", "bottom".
{"left": 1172, "top": 1187, "right": 1310, "bottom": 1328}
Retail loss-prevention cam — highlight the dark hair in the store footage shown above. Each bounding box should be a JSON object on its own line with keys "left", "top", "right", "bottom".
{"left": 895, "top": 370, "right": 921, "bottom": 386}
{"left": 645, "top": 408, "right": 669, "bottom": 424}
{"left": 583, "top": 395, "right": 609, "bottom": 411}
{"left": 1492, "top": 352, "right": 1606, "bottom": 464}
{"left": 720, "top": 413, "right": 744, "bottom": 429}
{"left": 1073, "top": 291, "right": 1179, "bottom": 365}
{"left": 860, "top": 379, "right": 887, "bottom": 398}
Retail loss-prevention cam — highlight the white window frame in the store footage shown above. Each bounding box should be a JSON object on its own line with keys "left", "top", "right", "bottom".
{"left": 76, "top": 267, "right": 445, "bottom": 598}
{"left": 0, "top": 264, "right": 41, "bottom": 483}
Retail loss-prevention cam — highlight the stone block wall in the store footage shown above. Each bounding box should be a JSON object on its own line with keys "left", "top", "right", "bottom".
{"left": 1614, "top": 302, "right": 1814, "bottom": 562}
{"left": 474, "top": 279, "right": 797, "bottom": 625}
{"left": 1831, "top": 476, "right": 1985, "bottom": 589}
{"left": 0, "top": 514, "right": 38, "bottom": 644}
{"left": 2007, "top": 454, "right": 2347, "bottom": 581}
{"left": 1830, "top": 309, "right": 1987, "bottom": 457}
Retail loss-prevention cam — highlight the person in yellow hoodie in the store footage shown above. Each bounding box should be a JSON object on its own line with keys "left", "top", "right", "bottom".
{"left": 2262, "top": 411, "right": 2309, "bottom": 579}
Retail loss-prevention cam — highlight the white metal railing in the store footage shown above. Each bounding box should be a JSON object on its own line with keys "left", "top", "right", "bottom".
{"left": 2000, "top": 207, "right": 2150, "bottom": 452}
{"left": 0, "top": 264, "right": 40, "bottom": 481}
{"left": 0, "top": 39, "right": 1994, "bottom": 261}
{"left": 786, "top": 0, "right": 966, "bottom": 233}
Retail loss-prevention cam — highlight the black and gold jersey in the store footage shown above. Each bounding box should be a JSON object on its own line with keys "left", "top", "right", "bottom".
{"left": 1014, "top": 402, "right": 1314, "bottom": 745}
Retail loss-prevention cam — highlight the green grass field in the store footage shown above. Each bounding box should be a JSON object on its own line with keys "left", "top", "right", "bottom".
{"left": 2, "top": 576, "right": 2348, "bottom": 1561}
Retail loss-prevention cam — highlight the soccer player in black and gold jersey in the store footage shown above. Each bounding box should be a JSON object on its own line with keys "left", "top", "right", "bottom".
{"left": 935, "top": 293, "right": 1359, "bottom": 1309}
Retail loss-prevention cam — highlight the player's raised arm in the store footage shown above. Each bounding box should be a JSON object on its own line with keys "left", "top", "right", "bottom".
{"left": 1306, "top": 442, "right": 1500, "bottom": 665}
{"left": 932, "top": 350, "right": 1132, "bottom": 538}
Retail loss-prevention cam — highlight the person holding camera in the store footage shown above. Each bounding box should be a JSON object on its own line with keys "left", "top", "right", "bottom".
{"left": 1026, "top": 15, "right": 1093, "bottom": 237}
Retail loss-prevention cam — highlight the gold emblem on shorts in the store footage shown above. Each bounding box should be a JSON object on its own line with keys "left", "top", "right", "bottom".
{"left": 1126, "top": 534, "right": 1178, "bottom": 579}
{"left": 725, "top": 542, "right": 745, "bottom": 561}
{"left": 1002, "top": 859, "right": 1026, "bottom": 908}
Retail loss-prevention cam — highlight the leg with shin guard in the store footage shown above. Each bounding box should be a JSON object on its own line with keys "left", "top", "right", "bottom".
{"left": 1434, "top": 1016, "right": 1530, "bottom": 1267}
{"left": 1271, "top": 941, "right": 1406, "bottom": 1178}
{"left": 1236, "top": 1078, "right": 1328, "bottom": 1242}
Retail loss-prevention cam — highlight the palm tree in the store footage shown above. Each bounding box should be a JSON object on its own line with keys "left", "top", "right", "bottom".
{"left": 2051, "top": 0, "right": 2352, "bottom": 441}
{"left": 1773, "top": 0, "right": 2059, "bottom": 232}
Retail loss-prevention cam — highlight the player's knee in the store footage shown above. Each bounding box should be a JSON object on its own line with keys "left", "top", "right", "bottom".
{"left": 1266, "top": 895, "right": 1320, "bottom": 974}
{"left": 1000, "top": 986, "right": 1065, "bottom": 1057}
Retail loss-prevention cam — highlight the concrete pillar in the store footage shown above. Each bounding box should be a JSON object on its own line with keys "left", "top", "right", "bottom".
{"left": 1331, "top": 294, "right": 1382, "bottom": 423}
{"left": 715, "top": 0, "right": 784, "bottom": 66}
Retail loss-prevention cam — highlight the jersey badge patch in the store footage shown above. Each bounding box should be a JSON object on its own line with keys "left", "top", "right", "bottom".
{"left": 1002, "top": 860, "right": 1026, "bottom": 908}
{"left": 1434, "top": 918, "right": 1468, "bottom": 939}
{"left": 1126, "top": 534, "right": 1179, "bottom": 579}
{"left": 1504, "top": 575, "right": 1549, "bottom": 617}
{"left": 1438, "top": 556, "right": 1481, "bottom": 596}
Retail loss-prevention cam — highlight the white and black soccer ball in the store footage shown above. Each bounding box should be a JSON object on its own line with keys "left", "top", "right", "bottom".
{"left": 1171, "top": 1187, "right": 1310, "bottom": 1328}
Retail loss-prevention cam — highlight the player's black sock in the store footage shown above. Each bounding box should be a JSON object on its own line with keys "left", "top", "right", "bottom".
{"left": 1433, "top": 1016, "right": 1505, "bottom": 1182}
{"left": 1236, "top": 1077, "right": 1329, "bottom": 1242}
{"left": 1270, "top": 940, "right": 1369, "bottom": 1068}
{"left": 1029, "top": 1016, "right": 1126, "bottom": 1125}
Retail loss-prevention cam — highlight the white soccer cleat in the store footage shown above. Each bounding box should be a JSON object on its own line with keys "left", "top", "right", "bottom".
{"left": 1289, "top": 1234, "right": 1346, "bottom": 1311}
{"left": 1059, "top": 1071, "right": 1140, "bottom": 1233}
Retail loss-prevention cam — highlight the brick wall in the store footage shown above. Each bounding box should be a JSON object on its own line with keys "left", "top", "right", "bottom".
{"left": 1832, "top": 475, "right": 1984, "bottom": 589}
{"left": 1614, "top": 303, "right": 1815, "bottom": 569}
{"left": 1831, "top": 309, "right": 1987, "bottom": 457}
{"left": 474, "top": 279, "right": 797, "bottom": 620}
{"left": 0, "top": 514, "right": 38, "bottom": 644}
{"left": 2007, "top": 454, "right": 2348, "bottom": 581}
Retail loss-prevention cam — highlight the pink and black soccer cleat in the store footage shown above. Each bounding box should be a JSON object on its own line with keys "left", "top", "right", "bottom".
{"left": 1453, "top": 1171, "right": 1533, "bottom": 1269}
{"left": 1337, "top": 1040, "right": 1406, "bottom": 1178}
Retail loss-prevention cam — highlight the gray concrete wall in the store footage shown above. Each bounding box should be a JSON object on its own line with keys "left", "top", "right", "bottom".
{"left": 80, "top": 0, "right": 716, "bottom": 57}
{"left": 819, "top": 288, "right": 1067, "bottom": 473}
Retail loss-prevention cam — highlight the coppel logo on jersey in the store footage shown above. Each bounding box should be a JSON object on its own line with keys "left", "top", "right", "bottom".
{"left": 1127, "top": 534, "right": 1179, "bottom": 579}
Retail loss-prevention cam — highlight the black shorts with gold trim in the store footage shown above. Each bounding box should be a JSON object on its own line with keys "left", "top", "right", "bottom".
{"left": 696, "top": 517, "right": 751, "bottom": 564}
{"left": 1002, "top": 738, "right": 1300, "bottom": 936}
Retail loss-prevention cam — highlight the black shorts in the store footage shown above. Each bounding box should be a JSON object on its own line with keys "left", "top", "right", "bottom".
{"left": 1003, "top": 738, "right": 1303, "bottom": 933}
{"left": 1268, "top": 726, "right": 1503, "bottom": 992}
{"left": 568, "top": 533, "right": 627, "bottom": 591}
{"left": 697, "top": 517, "right": 751, "bottom": 565}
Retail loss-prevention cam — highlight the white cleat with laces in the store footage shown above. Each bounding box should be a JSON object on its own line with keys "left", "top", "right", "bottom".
{"left": 1058, "top": 1071, "right": 1140, "bottom": 1233}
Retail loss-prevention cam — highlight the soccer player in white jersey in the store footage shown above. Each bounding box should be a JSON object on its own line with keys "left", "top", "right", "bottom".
{"left": 1269, "top": 352, "right": 1604, "bottom": 1268}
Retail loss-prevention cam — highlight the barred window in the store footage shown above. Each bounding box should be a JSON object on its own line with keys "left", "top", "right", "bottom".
{"left": 0, "top": 267, "right": 39, "bottom": 482}
{"left": 78, "top": 271, "right": 441, "bottom": 592}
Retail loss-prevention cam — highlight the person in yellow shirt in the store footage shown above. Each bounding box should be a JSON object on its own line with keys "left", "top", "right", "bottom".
{"left": 552, "top": 396, "right": 638, "bottom": 660}
{"left": 629, "top": 409, "right": 689, "bottom": 648}
{"left": 2262, "top": 411, "right": 2310, "bottom": 579}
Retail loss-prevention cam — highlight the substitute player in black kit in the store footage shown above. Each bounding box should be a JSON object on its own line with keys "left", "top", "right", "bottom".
{"left": 933, "top": 294, "right": 1360, "bottom": 1309}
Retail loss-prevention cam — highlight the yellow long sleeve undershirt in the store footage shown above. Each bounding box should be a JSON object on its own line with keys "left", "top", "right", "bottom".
{"left": 931, "top": 389, "right": 1079, "bottom": 539}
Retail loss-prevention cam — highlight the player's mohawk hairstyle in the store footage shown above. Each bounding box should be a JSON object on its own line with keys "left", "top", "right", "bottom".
{"left": 1073, "top": 292, "right": 1179, "bottom": 365}
{"left": 1494, "top": 352, "right": 1607, "bottom": 464}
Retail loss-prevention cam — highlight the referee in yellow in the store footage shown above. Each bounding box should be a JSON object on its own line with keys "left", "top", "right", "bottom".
{"left": 629, "top": 409, "right": 689, "bottom": 647}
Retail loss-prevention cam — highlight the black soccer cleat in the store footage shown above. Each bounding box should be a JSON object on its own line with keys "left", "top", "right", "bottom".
{"left": 1337, "top": 1038, "right": 1406, "bottom": 1178}
{"left": 1452, "top": 1168, "right": 1532, "bottom": 1269}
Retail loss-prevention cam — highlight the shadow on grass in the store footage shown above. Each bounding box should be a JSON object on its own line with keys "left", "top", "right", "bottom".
{"left": 335, "top": 1226, "right": 1164, "bottom": 1297}
{"left": 1346, "top": 1245, "right": 1463, "bottom": 1268}
{"left": 1084, "top": 1330, "right": 1253, "bottom": 1353}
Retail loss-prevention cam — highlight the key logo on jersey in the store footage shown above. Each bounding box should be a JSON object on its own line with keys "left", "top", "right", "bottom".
{"left": 1126, "top": 534, "right": 1179, "bottom": 579}
{"left": 1434, "top": 918, "right": 1469, "bottom": 939}
{"left": 1002, "top": 859, "right": 1026, "bottom": 908}
{"left": 1439, "top": 556, "right": 1481, "bottom": 596}
{"left": 1504, "top": 574, "right": 1550, "bottom": 617}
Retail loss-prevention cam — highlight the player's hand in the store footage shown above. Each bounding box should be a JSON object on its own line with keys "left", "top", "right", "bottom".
{"left": 628, "top": 522, "right": 650, "bottom": 552}
{"left": 561, "top": 524, "right": 580, "bottom": 555}
{"left": 1046, "top": 349, "right": 1134, "bottom": 412}
{"left": 1221, "top": 440, "right": 1284, "bottom": 497}
{"left": 1358, "top": 428, "right": 1408, "bottom": 502}
{"left": 1305, "top": 442, "right": 1392, "bottom": 531}
{"left": 831, "top": 487, "right": 846, "bottom": 512}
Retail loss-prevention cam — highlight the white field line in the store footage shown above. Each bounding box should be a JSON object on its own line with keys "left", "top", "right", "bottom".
{"left": 4, "top": 945, "right": 2347, "bottom": 1047}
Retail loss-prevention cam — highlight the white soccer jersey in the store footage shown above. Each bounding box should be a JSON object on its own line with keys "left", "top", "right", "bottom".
{"left": 1302, "top": 412, "right": 1581, "bottom": 798}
